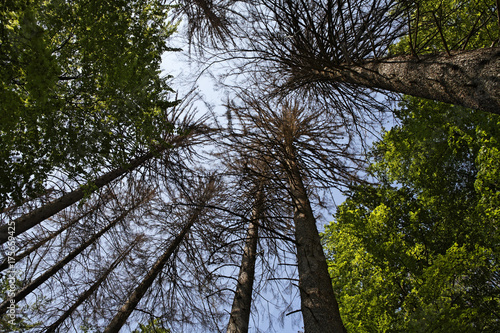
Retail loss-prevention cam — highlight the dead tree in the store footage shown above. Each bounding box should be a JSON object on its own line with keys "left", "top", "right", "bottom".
{"left": 0, "top": 190, "right": 153, "bottom": 315}
{"left": 102, "top": 175, "right": 217, "bottom": 333}
{"left": 42, "top": 236, "right": 141, "bottom": 333}
{"left": 208, "top": 0, "right": 499, "bottom": 115}
{"left": 224, "top": 90, "right": 370, "bottom": 332}
{"left": 0, "top": 119, "right": 210, "bottom": 246}
{"left": 0, "top": 200, "right": 102, "bottom": 272}
{"left": 226, "top": 181, "right": 264, "bottom": 333}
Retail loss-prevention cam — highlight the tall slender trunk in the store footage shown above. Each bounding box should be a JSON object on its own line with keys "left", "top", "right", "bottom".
{"left": 283, "top": 149, "right": 346, "bottom": 333}
{"left": 43, "top": 237, "right": 139, "bottom": 333}
{"left": 226, "top": 185, "right": 263, "bottom": 333}
{"left": 103, "top": 205, "right": 206, "bottom": 333}
{"left": 0, "top": 204, "right": 100, "bottom": 272}
{"left": 0, "top": 151, "right": 157, "bottom": 245}
{"left": 0, "top": 199, "right": 143, "bottom": 315}
{"left": 315, "top": 47, "right": 500, "bottom": 114}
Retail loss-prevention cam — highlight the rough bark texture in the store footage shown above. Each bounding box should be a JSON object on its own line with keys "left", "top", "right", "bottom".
{"left": 226, "top": 187, "right": 263, "bottom": 333}
{"left": 316, "top": 47, "right": 500, "bottom": 114}
{"left": 102, "top": 206, "right": 204, "bottom": 333}
{"left": 284, "top": 149, "right": 346, "bottom": 333}
{"left": 43, "top": 239, "right": 137, "bottom": 333}
{"left": 0, "top": 206, "right": 135, "bottom": 315}
{"left": 0, "top": 151, "right": 156, "bottom": 245}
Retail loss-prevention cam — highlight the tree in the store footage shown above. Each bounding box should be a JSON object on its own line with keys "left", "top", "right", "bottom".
{"left": 171, "top": 0, "right": 242, "bottom": 46}
{"left": 103, "top": 175, "right": 217, "bottom": 333}
{"left": 0, "top": 130, "right": 194, "bottom": 246}
{"left": 0, "top": 0, "right": 179, "bottom": 208}
{"left": 218, "top": 0, "right": 500, "bottom": 114}
{"left": 42, "top": 236, "right": 141, "bottom": 333}
{"left": 0, "top": 150, "right": 157, "bottom": 245}
{"left": 223, "top": 89, "right": 370, "bottom": 332}
{"left": 0, "top": 199, "right": 102, "bottom": 272}
{"left": 0, "top": 95, "right": 220, "bottom": 332}
{"left": 226, "top": 180, "right": 263, "bottom": 333}
{"left": 213, "top": 130, "right": 301, "bottom": 332}
{"left": 323, "top": 97, "right": 500, "bottom": 332}
{"left": 0, "top": 190, "right": 154, "bottom": 315}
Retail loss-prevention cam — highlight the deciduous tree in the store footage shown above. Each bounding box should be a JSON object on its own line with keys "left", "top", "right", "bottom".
{"left": 323, "top": 97, "right": 500, "bottom": 332}
{"left": 0, "top": 0, "right": 179, "bottom": 207}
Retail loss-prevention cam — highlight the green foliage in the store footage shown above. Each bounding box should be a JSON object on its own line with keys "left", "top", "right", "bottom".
{"left": 326, "top": 4, "right": 500, "bottom": 330}
{"left": 0, "top": 276, "right": 42, "bottom": 332}
{"left": 323, "top": 98, "right": 500, "bottom": 332}
{"left": 79, "top": 320, "right": 102, "bottom": 333}
{"left": 132, "top": 319, "right": 171, "bottom": 333}
{"left": 390, "top": 0, "right": 499, "bottom": 55}
{"left": 0, "top": 0, "right": 180, "bottom": 208}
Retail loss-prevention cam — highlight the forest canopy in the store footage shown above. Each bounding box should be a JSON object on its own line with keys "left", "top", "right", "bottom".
{"left": 0, "top": 0, "right": 499, "bottom": 332}
{"left": 0, "top": 0, "right": 179, "bottom": 207}
{"left": 323, "top": 1, "right": 500, "bottom": 331}
{"left": 323, "top": 97, "right": 500, "bottom": 332}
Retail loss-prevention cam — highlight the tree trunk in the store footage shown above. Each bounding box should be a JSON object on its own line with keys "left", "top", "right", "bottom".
{"left": 0, "top": 204, "right": 100, "bottom": 272}
{"left": 226, "top": 185, "right": 263, "bottom": 333}
{"left": 0, "top": 202, "right": 140, "bottom": 315}
{"left": 315, "top": 47, "right": 500, "bottom": 114}
{"left": 102, "top": 205, "right": 205, "bottom": 333}
{"left": 0, "top": 151, "right": 156, "bottom": 245}
{"left": 284, "top": 150, "right": 346, "bottom": 333}
{"left": 43, "top": 237, "right": 139, "bottom": 333}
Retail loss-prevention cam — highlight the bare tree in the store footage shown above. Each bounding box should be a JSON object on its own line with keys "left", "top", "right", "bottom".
{"left": 205, "top": 0, "right": 499, "bottom": 114}
{"left": 172, "top": 0, "right": 244, "bottom": 46}
{"left": 0, "top": 100, "right": 213, "bottom": 246}
{"left": 103, "top": 174, "right": 218, "bottom": 333}
{"left": 0, "top": 190, "right": 154, "bottom": 315}
{"left": 221, "top": 88, "right": 370, "bottom": 332}
{"left": 226, "top": 180, "right": 264, "bottom": 333}
{"left": 0, "top": 135, "right": 189, "bottom": 245}
{"left": 42, "top": 235, "right": 141, "bottom": 333}
{"left": 0, "top": 197, "right": 104, "bottom": 273}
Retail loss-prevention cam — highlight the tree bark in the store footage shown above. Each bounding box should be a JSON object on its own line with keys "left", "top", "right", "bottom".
{"left": 0, "top": 151, "right": 156, "bottom": 245}
{"left": 0, "top": 203, "right": 139, "bottom": 315}
{"left": 283, "top": 149, "right": 346, "bottom": 333}
{"left": 226, "top": 185, "right": 263, "bottom": 333}
{"left": 42, "top": 237, "right": 139, "bottom": 333}
{"left": 102, "top": 205, "right": 205, "bottom": 333}
{"left": 314, "top": 47, "right": 500, "bottom": 114}
{"left": 0, "top": 204, "right": 99, "bottom": 272}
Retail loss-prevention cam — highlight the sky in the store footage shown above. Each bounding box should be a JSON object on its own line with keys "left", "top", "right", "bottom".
{"left": 157, "top": 20, "right": 394, "bottom": 332}
{"left": 158, "top": 34, "right": 307, "bottom": 333}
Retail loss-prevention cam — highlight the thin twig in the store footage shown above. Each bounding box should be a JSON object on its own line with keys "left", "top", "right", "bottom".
{"left": 433, "top": 12, "right": 451, "bottom": 56}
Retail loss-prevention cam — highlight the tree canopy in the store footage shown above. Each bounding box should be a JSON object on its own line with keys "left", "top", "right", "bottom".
{"left": 1, "top": 0, "right": 500, "bottom": 332}
{"left": 0, "top": 0, "right": 179, "bottom": 208}
{"left": 323, "top": 96, "right": 500, "bottom": 332}
{"left": 322, "top": 2, "right": 500, "bottom": 330}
